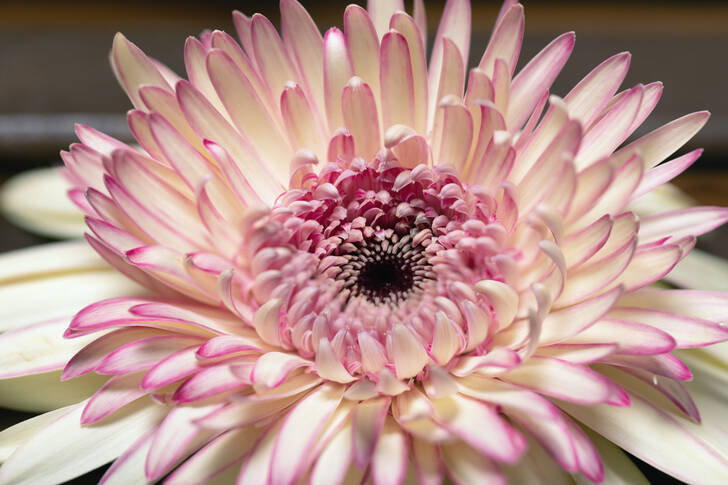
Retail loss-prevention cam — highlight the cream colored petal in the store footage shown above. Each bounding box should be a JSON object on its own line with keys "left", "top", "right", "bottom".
{"left": 0, "top": 405, "right": 71, "bottom": 463}
{"left": 0, "top": 168, "right": 85, "bottom": 239}
{"left": 0, "top": 398, "right": 165, "bottom": 485}
{"left": 575, "top": 429, "right": 649, "bottom": 485}
{"left": 0, "top": 371, "right": 107, "bottom": 413}
{"left": 666, "top": 249, "right": 728, "bottom": 292}
{"left": 0, "top": 271, "right": 145, "bottom": 332}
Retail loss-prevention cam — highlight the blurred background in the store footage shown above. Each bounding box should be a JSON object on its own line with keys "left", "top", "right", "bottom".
{"left": 0, "top": 1, "right": 726, "bottom": 483}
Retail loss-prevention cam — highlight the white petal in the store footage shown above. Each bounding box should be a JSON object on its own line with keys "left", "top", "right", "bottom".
{"left": 562, "top": 391, "right": 728, "bottom": 483}
{"left": 0, "top": 399, "right": 165, "bottom": 485}
{"left": 666, "top": 248, "right": 728, "bottom": 292}
{"left": 0, "top": 405, "right": 72, "bottom": 462}
{"left": 0, "top": 168, "right": 85, "bottom": 238}
{"left": 0, "top": 371, "right": 106, "bottom": 413}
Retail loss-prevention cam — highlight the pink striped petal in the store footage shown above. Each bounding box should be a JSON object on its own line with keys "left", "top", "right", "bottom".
{"left": 380, "top": 31, "right": 415, "bottom": 130}
{"left": 412, "top": 439, "right": 443, "bottom": 485}
{"left": 632, "top": 149, "right": 703, "bottom": 200}
{"left": 232, "top": 11, "right": 255, "bottom": 64}
{"left": 390, "top": 12, "right": 428, "bottom": 134}
{"left": 600, "top": 353, "right": 692, "bottom": 381}
{"left": 562, "top": 392, "right": 728, "bottom": 483}
{"left": 281, "top": 0, "right": 324, "bottom": 114}
{"left": 309, "top": 424, "right": 355, "bottom": 485}
{"left": 564, "top": 52, "right": 631, "bottom": 127}
{"left": 251, "top": 352, "right": 311, "bottom": 388}
{"left": 206, "top": 48, "right": 291, "bottom": 183}
{"left": 141, "top": 345, "right": 201, "bottom": 390}
{"left": 388, "top": 324, "right": 429, "bottom": 379}
{"left": 612, "top": 111, "right": 710, "bottom": 170}
{"left": 435, "top": 38, "right": 466, "bottom": 104}
{"left": 210, "top": 30, "right": 274, "bottom": 114}
{"left": 508, "top": 32, "right": 575, "bottom": 132}
{"left": 441, "top": 440, "right": 506, "bottom": 485}
{"left": 372, "top": 417, "right": 409, "bottom": 485}
{"left": 428, "top": 0, "right": 471, "bottom": 128}
{"left": 617, "top": 289, "right": 728, "bottom": 323}
{"left": 342, "top": 77, "right": 381, "bottom": 160}
{"left": 367, "top": 0, "right": 404, "bottom": 39}
{"left": 561, "top": 414, "right": 604, "bottom": 482}
{"left": 269, "top": 383, "right": 345, "bottom": 485}
{"left": 111, "top": 33, "right": 171, "bottom": 109}
{"left": 344, "top": 5, "right": 380, "bottom": 101}
{"left": 576, "top": 85, "right": 643, "bottom": 169}
{"left": 607, "top": 307, "right": 728, "bottom": 348}
{"left": 97, "top": 334, "right": 203, "bottom": 374}
{"left": 457, "top": 376, "right": 579, "bottom": 473}
{"left": 451, "top": 348, "right": 521, "bottom": 377}
{"left": 99, "top": 430, "right": 154, "bottom": 485}
{"left": 352, "top": 396, "right": 390, "bottom": 467}
{"left": 556, "top": 236, "right": 634, "bottom": 307}
{"left": 430, "top": 311, "right": 465, "bottom": 365}
{"left": 176, "top": 80, "right": 280, "bottom": 204}
{"left": 433, "top": 394, "right": 526, "bottom": 463}
{"left": 432, "top": 99, "right": 473, "bottom": 169}
{"left": 145, "top": 403, "right": 221, "bottom": 480}
{"left": 196, "top": 393, "right": 302, "bottom": 430}
{"left": 502, "top": 356, "right": 613, "bottom": 404}
{"left": 535, "top": 343, "right": 618, "bottom": 364}
{"left": 281, "top": 83, "right": 326, "bottom": 157}
{"left": 196, "top": 334, "right": 264, "bottom": 359}
{"left": 166, "top": 426, "right": 262, "bottom": 485}
{"left": 564, "top": 318, "right": 676, "bottom": 355}
{"left": 184, "top": 37, "right": 224, "bottom": 112}
{"left": 639, "top": 206, "right": 728, "bottom": 244}
{"left": 81, "top": 373, "right": 147, "bottom": 425}
{"left": 612, "top": 243, "right": 683, "bottom": 292}
{"left": 478, "top": 3, "right": 523, "bottom": 77}
{"left": 607, "top": 366, "right": 700, "bottom": 422}
{"left": 250, "top": 13, "right": 300, "bottom": 100}
{"left": 315, "top": 337, "right": 357, "bottom": 384}
{"left": 323, "top": 27, "right": 354, "bottom": 130}
{"left": 172, "top": 364, "right": 249, "bottom": 402}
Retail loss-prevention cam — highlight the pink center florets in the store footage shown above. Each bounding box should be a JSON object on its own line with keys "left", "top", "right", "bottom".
{"left": 243, "top": 156, "right": 515, "bottom": 380}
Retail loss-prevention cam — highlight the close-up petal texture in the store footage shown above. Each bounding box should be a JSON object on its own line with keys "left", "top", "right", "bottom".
{"left": 1, "top": 1, "right": 728, "bottom": 484}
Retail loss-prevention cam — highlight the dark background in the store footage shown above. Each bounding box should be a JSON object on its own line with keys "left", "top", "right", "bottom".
{"left": 1, "top": 1, "right": 726, "bottom": 483}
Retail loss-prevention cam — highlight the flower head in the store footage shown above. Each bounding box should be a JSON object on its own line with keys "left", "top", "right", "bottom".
{"left": 2, "top": 1, "right": 728, "bottom": 484}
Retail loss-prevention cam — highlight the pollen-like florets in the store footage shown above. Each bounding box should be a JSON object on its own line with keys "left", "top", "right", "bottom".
{"left": 246, "top": 155, "right": 515, "bottom": 380}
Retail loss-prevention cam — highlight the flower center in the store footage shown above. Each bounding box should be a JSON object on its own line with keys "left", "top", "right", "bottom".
{"left": 336, "top": 231, "right": 434, "bottom": 307}
{"left": 243, "top": 157, "right": 512, "bottom": 379}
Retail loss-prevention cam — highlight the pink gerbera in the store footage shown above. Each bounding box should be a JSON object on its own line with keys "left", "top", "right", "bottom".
{"left": 1, "top": 1, "right": 728, "bottom": 484}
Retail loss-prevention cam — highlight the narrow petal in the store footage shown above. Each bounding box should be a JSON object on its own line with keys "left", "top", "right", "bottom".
{"left": 612, "top": 111, "right": 710, "bottom": 170}
{"left": 508, "top": 32, "right": 575, "bottom": 132}
{"left": 371, "top": 417, "right": 408, "bottom": 485}
{"left": 440, "top": 440, "right": 506, "bottom": 485}
{"left": 111, "top": 33, "right": 170, "bottom": 109}
{"left": 639, "top": 207, "right": 728, "bottom": 244}
{"left": 281, "top": 0, "right": 325, "bottom": 115}
{"left": 564, "top": 52, "right": 631, "bottom": 127}
{"left": 432, "top": 394, "right": 526, "bottom": 463}
{"left": 269, "top": 383, "right": 345, "bottom": 485}
{"left": 502, "top": 356, "right": 613, "bottom": 404}
{"left": 342, "top": 77, "right": 381, "bottom": 160}
{"left": 380, "top": 31, "right": 415, "bottom": 130}
{"left": 323, "top": 27, "right": 355, "bottom": 132}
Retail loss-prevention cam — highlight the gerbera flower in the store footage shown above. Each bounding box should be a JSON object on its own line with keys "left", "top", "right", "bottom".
{"left": 2, "top": 0, "right": 728, "bottom": 483}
